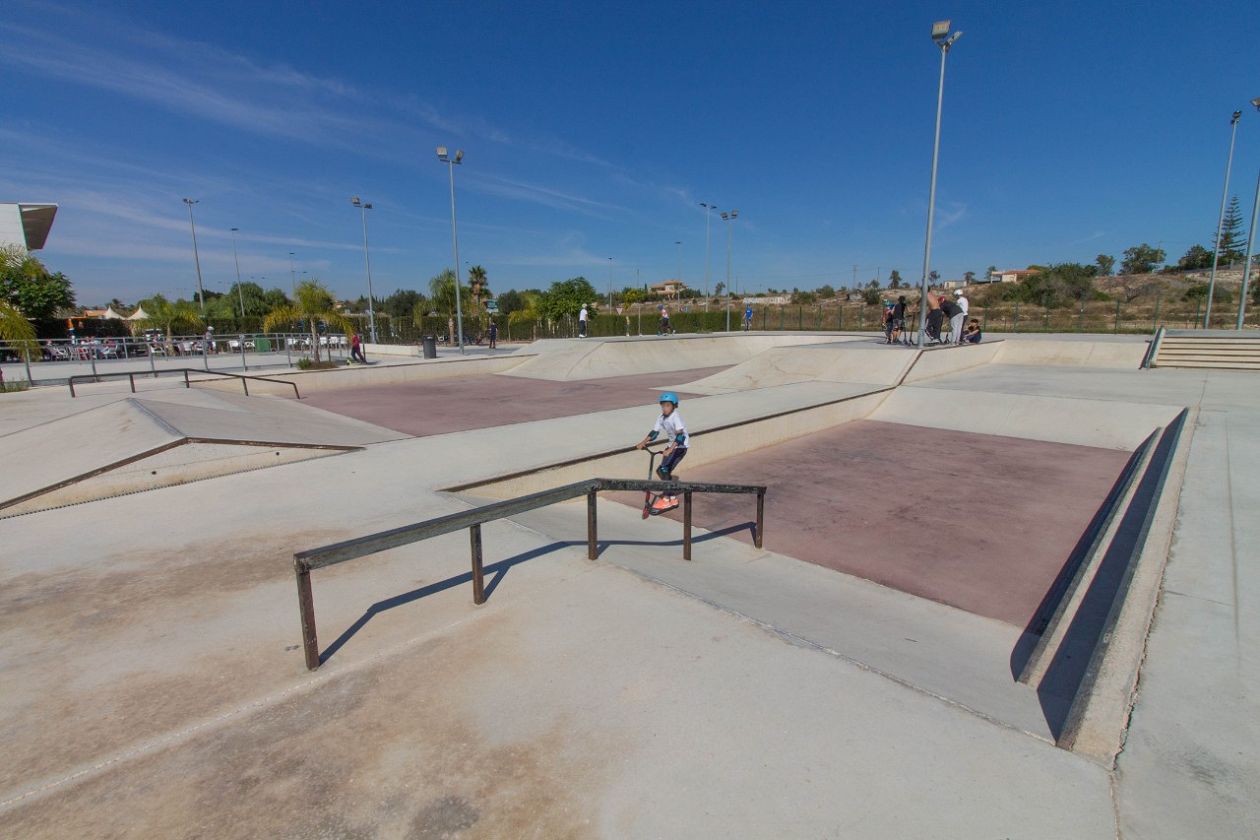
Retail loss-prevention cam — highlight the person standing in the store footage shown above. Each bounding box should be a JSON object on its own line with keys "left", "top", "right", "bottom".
{"left": 350, "top": 331, "right": 367, "bottom": 363}
{"left": 487, "top": 318, "right": 498, "bottom": 350}
{"left": 940, "top": 294, "right": 964, "bottom": 345}
{"left": 578, "top": 304, "right": 589, "bottom": 338}
{"left": 953, "top": 290, "right": 970, "bottom": 344}
{"left": 659, "top": 304, "right": 671, "bottom": 335}
{"left": 744, "top": 304, "right": 754, "bottom": 331}
{"left": 889, "top": 295, "right": 909, "bottom": 344}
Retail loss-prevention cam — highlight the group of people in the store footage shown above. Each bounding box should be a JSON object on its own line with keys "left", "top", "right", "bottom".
{"left": 883, "top": 290, "right": 981, "bottom": 346}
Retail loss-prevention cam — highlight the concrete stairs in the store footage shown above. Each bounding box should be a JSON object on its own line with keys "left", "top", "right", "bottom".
{"left": 1154, "top": 330, "right": 1260, "bottom": 370}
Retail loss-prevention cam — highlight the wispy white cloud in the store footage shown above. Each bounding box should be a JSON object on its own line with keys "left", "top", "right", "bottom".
{"left": 462, "top": 173, "right": 628, "bottom": 218}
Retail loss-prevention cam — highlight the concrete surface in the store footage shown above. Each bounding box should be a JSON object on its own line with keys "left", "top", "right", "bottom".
{"left": 0, "top": 333, "right": 1256, "bottom": 838}
{"left": 614, "top": 419, "right": 1133, "bottom": 627}
{"left": 302, "top": 366, "right": 728, "bottom": 437}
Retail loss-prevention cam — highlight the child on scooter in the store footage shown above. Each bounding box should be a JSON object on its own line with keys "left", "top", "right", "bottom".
{"left": 635, "top": 391, "right": 688, "bottom": 513}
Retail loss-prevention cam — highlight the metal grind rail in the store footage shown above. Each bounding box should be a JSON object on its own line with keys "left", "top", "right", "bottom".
{"left": 67, "top": 367, "right": 300, "bottom": 399}
{"left": 294, "top": 477, "right": 766, "bottom": 670}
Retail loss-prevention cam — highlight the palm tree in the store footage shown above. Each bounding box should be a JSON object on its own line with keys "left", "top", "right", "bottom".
{"left": 137, "top": 295, "right": 203, "bottom": 353}
{"left": 262, "top": 279, "right": 354, "bottom": 364}
{"left": 0, "top": 301, "right": 36, "bottom": 388}
{"left": 429, "top": 269, "right": 472, "bottom": 344}
{"left": 467, "top": 265, "right": 488, "bottom": 313}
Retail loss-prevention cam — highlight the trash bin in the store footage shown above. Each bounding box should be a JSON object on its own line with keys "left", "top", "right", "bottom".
{"left": 422, "top": 335, "right": 437, "bottom": 359}
{"left": 254, "top": 337, "right": 271, "bottom": 352}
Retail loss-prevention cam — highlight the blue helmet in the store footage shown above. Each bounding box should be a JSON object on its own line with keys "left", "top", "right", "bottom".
{"left": 658, "top": 391, "right": 680, "bottom": 406}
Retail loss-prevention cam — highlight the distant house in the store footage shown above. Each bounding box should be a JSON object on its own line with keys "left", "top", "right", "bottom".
{"left": 746, "top": 295, "right": 789, "bottom": 305}
{"left": 941, "top": 280, "right": 965, "bottom": 290}
{"left": 989, "top": 269, "right": 1041, "bottom": 284}
{"left": 650, "top": 279, "right": 688, "bottom": 298}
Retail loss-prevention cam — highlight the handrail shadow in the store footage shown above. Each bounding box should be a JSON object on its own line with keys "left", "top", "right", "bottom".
{"left": 318, "top": 522, "right": 755, "bottom": 666}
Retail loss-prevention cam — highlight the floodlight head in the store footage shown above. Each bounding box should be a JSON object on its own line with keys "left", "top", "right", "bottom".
{"left": 731, "top": 209, "right": 739, "bottom": 218}
{"left": 1252, "top": 97, "right": 1260, "bottom": 110}
{"left": 351, "top": 195, "right": 362, "bottom": 206}
{"left": 932, "top": 20, "right": 951, "bottom": 40}
{"left": 363, "top": 202, "right": 373, "bottom": 210}
{"left": 231, "top": 227, "right": 239, "bottom": 232}
{"left": 721, "top": 212, "right": 729, "bottom": 220}
{"left": 183, "top": 197, "right": 198, "bottom": 206}
{"left": 1233, "top": 111, "right": 1244, "bottom": 124}
{"left": 436, "top": 146, "right": 448, "bottom": 161}
{"left": 454, "top": 149, "right": 464, "bottom": 163}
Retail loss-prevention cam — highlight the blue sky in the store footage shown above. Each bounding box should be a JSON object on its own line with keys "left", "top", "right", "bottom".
{"left": 2, "top": 0, "right": 1258, "bottom": 305}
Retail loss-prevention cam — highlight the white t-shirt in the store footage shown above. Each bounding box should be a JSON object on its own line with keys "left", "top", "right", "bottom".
{"left": 579, "top": 307, "right": 588, "bottom": 322}
{"left": 653, "top": 411, "right": 688, "bottom": 448}
{"left": 956, "top": 295, "right": 969, "bottom": 315}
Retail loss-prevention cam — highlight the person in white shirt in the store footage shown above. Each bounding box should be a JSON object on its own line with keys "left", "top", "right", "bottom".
{"left": 578, "top": 304, "right": 589, "bottom": 337}
{"left": 953, "top": 290, "right": 970, "bottom": 344}
{"left": 635, "top": 391, "right": 688, "bottom": 513}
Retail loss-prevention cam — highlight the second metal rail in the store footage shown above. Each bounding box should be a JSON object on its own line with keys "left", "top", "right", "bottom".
{"left": 67, "top": 367, "right": 301, "bottom": 399}
{"left": 294, "top": 476, "right": 766, "bottom": 670}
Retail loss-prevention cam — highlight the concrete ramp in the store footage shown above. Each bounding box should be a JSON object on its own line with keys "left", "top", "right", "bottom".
{"left": 502, "top": 334, "right": 847, "bottom": 381}
{"left": 673, "top": 342, "right": 916, "bottom": 393}
{"left": 995, "top": 339, "right": 1147, "bottom": 369}
{"left": 0, "top": 393, "right": 398, "bottom": 517}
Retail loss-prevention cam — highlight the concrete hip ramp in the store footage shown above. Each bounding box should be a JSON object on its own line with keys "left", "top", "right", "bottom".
{"left": 0, "top": 393, "right": 398, "bottom": 517}
{"left": 673, "top": 341, "right": 917, "bottom": 393}
{"left": 501, "top": 333, "right": 849, "bottom": 381}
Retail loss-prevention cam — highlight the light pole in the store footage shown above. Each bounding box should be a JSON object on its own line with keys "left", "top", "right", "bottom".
{"left": 437, "top": 146, "right": 466, "bottom": 353}
{"left": 607, "top": 257, "right": 614, "bottom": 313}
{"left": 1236, "top": 97, "right": 1260, "bottom": 329}
{"left": 699, "top": 202, "right": 716, "bottom": 306}
{"left": 675, "top": 241, "right": 682, "bottom": 287}
{"left": 1206, "top": 110, "right": 1243, "bottom": 327}
{"left": 350, "top": 196, "right": 378, "bottom": 343}
{"left": 916, "top": 20, "right": 962, "bottom": 344}
{"left": 182, "top": 198, "right": 205, "bottom": 311}
{"left": 230, "top": 227, "right": 245, "bottom": 319}
{"left": 721, "top": 210, "right": 739, "bottom": 331}
{"left": 288, "top": 252, "right": 297, "bottom": 299}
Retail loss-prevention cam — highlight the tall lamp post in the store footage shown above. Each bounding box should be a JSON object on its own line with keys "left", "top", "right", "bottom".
{"left": 675, "top": 240, "right": 682, "bottom": 288}
{"left": 916, "top": 20, "right": 962, "bottom": 344}
{"left": 699, "top": 202, "right": 717, "bottom": 307}
{"left": 350, "top": 196, "right": 378, "bottom": 343}
{"left": 721, "top": 210, "right": 739, "bottom": 331}
{"left": 436, "top": 146, "right": 466, "bottom": 353}
{"left": 288, "top": 252, "right": 297, "bottom": 298}
{"left": 1236, "top": 97, "right": 1260, "bottom": 330}
{"left": 230, "top": 227, "right": 245, "bottom": 319}
{"left": 1206, "top": 110, "right": 1243, "bottom": 328}
{"left": 182, "top": 198, "right": 205, "bottom": 311}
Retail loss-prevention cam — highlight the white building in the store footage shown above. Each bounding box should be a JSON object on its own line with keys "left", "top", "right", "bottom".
{"left": 0, "top": 203, "right": 58, "bottom": 253}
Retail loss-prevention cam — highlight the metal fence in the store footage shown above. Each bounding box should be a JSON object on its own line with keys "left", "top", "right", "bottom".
{"left": 0, "top": 333, "right": 349, "bottom": 387}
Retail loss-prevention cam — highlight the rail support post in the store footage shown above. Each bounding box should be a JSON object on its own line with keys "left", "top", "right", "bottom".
{"left": 183, "top": 369, "right": 190, "bottom": 389}
{"left": 683, "top": 490, "right": 693, "bottom": 560}
{"left": 586, "top": 489, "right": 598, "bottom": 560}
{"left": 129, "top": 372, "right": 136, "bottom": 393}
{"left": 470, "top": 524, "right": 485, "bottom": 605}
{"left": 755, "top": 489, "right": 765, "bottom": 549}
{"left": 296, "top": 563, "right": 320, "bottom": 671}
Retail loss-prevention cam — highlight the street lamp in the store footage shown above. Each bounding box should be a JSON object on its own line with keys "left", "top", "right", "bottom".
{"left": 288, "top": 252, "right": 297, "bottom": 298}
{"left": 917, "top": 19, "right": 962, "bottom": 344}
{"left": 1236, "top": 97, "right": 1260, "bottom": 330}
{"left": 721, "top": 210, "right": 739, "bottom": 331}
{"left": 350, "top": 196, "right": 378, "bottom": 343}
{"left": 436, "top": 146, "right": 466, "bottom": 353}
{"left": 675, "top": 241, "right": 682, "bottom": 288}
{"left": 1206, "top": 109, "right": 1243, "bottom": 327}
{"left": 182, "top": 198, "right": 205, "bottom": 311}
{"left": 607, "top": 256, "right": 614, "bottom": 312}
{"left": 699, "top": 202, "right": 717, "bottom": 306}
{"left": 230, "top": 227, "right": 245, "bottom": 320}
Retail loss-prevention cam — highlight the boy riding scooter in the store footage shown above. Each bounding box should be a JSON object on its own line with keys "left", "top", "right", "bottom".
{"left": 634, "top": 392, "right": 688, "bottom": 514}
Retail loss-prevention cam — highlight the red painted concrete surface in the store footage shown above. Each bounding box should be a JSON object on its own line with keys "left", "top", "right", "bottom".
{"left": 303, "top": 367, "right": 727, "bottom": 438}
{"left": 630, "top": 420, "right": 1131, "bottom": 628}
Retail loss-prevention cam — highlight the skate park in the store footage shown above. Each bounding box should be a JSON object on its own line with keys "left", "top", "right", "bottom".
{"left": 0, "top": 330, "right": 1257, "bottom": 838}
